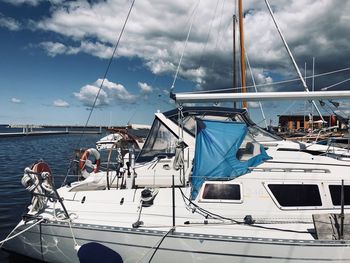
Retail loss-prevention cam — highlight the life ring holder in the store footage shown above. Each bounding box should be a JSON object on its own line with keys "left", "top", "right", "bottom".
{"left": 79, "top": 148, "right": 101, "bottom": 174}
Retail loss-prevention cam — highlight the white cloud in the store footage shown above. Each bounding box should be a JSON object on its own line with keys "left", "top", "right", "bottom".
{"left": 31, "top": 0, "right": 350, "bottom": 91}
{"left": 39, "top": 41, "right": 113, "bottom": 58}
{"left": 73, "top": 78, "right": 137, "bottom": 107}
{"left": 248, "top": 102, "right": 261, "bottom": 108}
{"left": 39, "top": 42, "right": 70, "bottom": 57}
{"left": 247, "top": 68, "right": 275, "bottom": 92}
{"left": 11, "top": 97, "right": 21, "bottom": 103}
{"left": 53, "top": 99, "right": 69, "bottom": 108}
{"left": 138, "top": 82, "right": 153, "bottom": 93}
{"left": 0, "top": 15, "right": 21, "bottom": 31}
{"left": 2, "top": 0, "right": 43, "bottom": 6}
{"left": 95, "top": 78, "right": 137, "bottom": 102}
{"left": 73, "top": 84, "right": 109, "bottom": 107}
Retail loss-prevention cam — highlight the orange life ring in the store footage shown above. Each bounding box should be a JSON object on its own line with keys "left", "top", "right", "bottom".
{"left": 32, "top": 160, "right": 53, "bottom": 183}
{"left": 79, "top": 148, "right": 101, "bottom": 173}
{"left": 32, "top": 161, "right": 52, "bottom": 175}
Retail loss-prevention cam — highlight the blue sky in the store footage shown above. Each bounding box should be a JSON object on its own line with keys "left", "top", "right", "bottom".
{"left": 1, "top": 0, "right": 350, "bottom": 126}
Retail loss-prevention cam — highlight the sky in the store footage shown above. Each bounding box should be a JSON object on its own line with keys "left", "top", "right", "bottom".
{"left": 1, "top": 0, "right": 350, "bottom": 126}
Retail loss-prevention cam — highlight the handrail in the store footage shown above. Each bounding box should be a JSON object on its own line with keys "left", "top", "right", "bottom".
{"left": 250, "top": 167, "right": 330, "bottom": 173}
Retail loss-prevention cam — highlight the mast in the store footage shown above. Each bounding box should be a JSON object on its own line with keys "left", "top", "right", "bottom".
{"left": 233, "top": 15, "right": 237, "bottom": 108}
{"left": 238, "top": 0, "right": 247, "bottom": 108}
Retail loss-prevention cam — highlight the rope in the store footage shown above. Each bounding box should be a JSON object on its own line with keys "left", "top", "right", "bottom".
{"left": 0, "top": 215, "right": 80, "bottom": 251}
{"left": 68, "top": 220, "right": 80, "bottom": 251}
{"left": 0, "top": 218, "right": 45, "bottom": 247}
{"left": 136, "top": 227, "right": 175, "bottom": 263}
{"left": 178, "top": 188, "right": 309, "bottom": 234}
{"left": 147, "top": 227, "right": 174, "bottom": 262}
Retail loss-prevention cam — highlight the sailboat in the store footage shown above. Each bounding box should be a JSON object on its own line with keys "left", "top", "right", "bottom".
{"left": 2, "top": 104, "right": 350, "bottom": 262}
{"left": 2, "top": 1, "right": 350, "bottom": 262}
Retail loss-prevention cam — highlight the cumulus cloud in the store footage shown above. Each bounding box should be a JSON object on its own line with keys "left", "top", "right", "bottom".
{"left": 11, "top": 97, "right": 21, "bottom": 103}
{"left": 138, "top": 82, "right": 153, "bottom": 93}
{"left": 1, "top": 0, "right": 62, "bottom": 6}
{"left": 1, "top": 0, "right": 43, "bottom": 6}
{"left": 0, "top": 14, "right": 21, "bottom": 31}
{"left": 96, "top": 79, "right": 137, "bottom": 102}
{"left": 74, "top": 84, "right": 109, "bottom": 107}
{"left": 39, "top": 42, "right": 71, "bottom": 57}
{"left": 39, "top": 41, "right": 114, "bottom": 58}
{"left": 27, "top": 0, "right": 350, "bottom": 92}
{"left": 73, "top": 79, "right": 137, "bottom": 107}
{"left": 53, "top": 99, "right": 69, "bottom": 108}
{"left": 246, "top": 67, "right": 275, "bottom": 92}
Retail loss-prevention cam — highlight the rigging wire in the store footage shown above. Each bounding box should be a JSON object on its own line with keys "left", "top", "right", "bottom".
{"left": 246, "top": 52, "right": 268, "bottom": 128}
{"left": 170, "top": 0, "right": 201, "bottom": 91}
{"left": 209, "top": 0, "right": 230, "bottom": 71}
{"left": 320, "top": 101, "right": 336, "bottom": 117}
{"left": 320, "top": 101, "right": 349, "bottom": 123}
{"left": 179, "top": 66, "right": 350, "bottom": 94}
{"left": 332, "top": 104, "right": 349, "bottom": 118}
{"left": 321, "top": 77, "right": 350, "bottom": 91}
{"left": 261, "top": 100, "right": 298, "bottom": 127}
{"left": 264, "top": 0, "right": 324, "bottom": 122}
{"left": 62, "top": 0, "right": 136, "bottom": 185}
{"left": 78, "top": 0, "right": 136, "bottom": 145}
{"left": 197, "top": 0, "right": 220, "bottom": 67}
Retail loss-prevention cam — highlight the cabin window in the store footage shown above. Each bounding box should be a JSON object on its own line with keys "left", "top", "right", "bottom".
{"left": 136, "top": 118, "right": 178, "bottom": 162}
{"left": 268, "top": 184, "right": 322, "bottom": 207}
{"left": 201, "top": 183, "right": 241, "bottom": 202}
{"left": 329, "top": 185, "right": 350, "bottom": 206}
{"left": 248, "top": 125, "right": 280, "bottom": 142}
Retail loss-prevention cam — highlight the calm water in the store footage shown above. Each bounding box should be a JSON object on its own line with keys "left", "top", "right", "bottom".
{"left": 0, "top": 131, "right": 102, "bottom": 263}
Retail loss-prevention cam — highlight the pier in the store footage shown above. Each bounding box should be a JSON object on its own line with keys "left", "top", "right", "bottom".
{"left": 0, "top": 124, "right": 104, "bottom": 138}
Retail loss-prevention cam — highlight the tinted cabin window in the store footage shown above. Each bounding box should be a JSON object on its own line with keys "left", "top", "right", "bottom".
{"left": 268, "top": 184, "right": 322, "bottom": 207}
{"left": 202, "top": 184, "right": 241, "bottom": 200}
{"left": 329, "top": 185, "right": 350, "bottom": 206}
{"left": 137, "top": 118, "right": 178, "bottom": 162}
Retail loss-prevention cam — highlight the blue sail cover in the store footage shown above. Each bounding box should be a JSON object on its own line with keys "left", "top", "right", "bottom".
{"left": 191, "top": 119, "right": 270, "bottom": 199}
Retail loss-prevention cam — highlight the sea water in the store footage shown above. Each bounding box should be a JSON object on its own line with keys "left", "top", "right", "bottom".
{"left": 0, "top": 131, "right": 102, "bottom": 263}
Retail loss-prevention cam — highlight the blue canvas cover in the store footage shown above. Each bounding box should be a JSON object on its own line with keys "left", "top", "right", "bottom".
{"left": 191, "top": 119, "right": 270, "bottom": 199}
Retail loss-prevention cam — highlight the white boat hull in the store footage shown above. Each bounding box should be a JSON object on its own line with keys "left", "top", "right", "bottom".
{"left": 4, "top": 221, "right": 350, "bottom": 263}
{"left": 5, "top": 107, "right": 350, "bottom": 262}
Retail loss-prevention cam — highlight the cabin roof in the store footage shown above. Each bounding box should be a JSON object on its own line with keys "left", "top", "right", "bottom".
{"left": 163, "top": 106, "right": 255, "bottom": 126}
